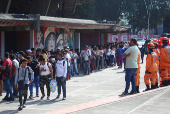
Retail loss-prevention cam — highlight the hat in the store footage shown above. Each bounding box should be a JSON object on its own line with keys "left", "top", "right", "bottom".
{"left": 84, "top": 45, "right": 88, "bottom": 48}
{"left": 27, "top": 49, "right": 32, "bottom": 53}
{"left": 67, "top": 46, "right": 70, "bottom": 49}
{"left": 57, "top": 47, "right": 60, "bottom": 50}
{"left": 19, "top": 51, "right": 24, "bottom": 56}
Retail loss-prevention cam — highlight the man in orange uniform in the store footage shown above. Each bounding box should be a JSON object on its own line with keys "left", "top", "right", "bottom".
{"left": 144, "top": 43, "right": 158, "bottom": 91}
{"left": 135, "top": 43, "right": 141, "bottom": 93}
{"left": 160, "top": 37, "right": 170, "bottom": 86}
{"left": 152, "top": 39, "right": 160, "bottom": 88}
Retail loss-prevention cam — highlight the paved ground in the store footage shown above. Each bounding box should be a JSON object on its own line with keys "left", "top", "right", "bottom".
{"left": 0, "top": 55, "right": 170, "bottom": 114}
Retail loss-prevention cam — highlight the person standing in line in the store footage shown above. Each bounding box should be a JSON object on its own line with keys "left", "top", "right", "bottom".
{"left": 26, "top": 56, "right": 40, "bottom": 98}
{"left": 1, "top": 52, "right": 14, "bottom": 101}
{"left": 89, "top": 47, "right": 94, "bottom": 73}
{"left": 110, "top": 47, "right": 115, "bottom": 66}
{"left": 100, "top": 46, "right": 104, "bottom": 69}
{"left": 117, "top": 45, "right": 123, "bottom": 69}
{"left": 93, "top": 46, "right": 100, "bottom": 71}
{"left": 19, "top": 51, "right": 25, "bottom": 66}
{"left": 140, "top": 45, "right": 145, "bottom": 63}
{"left": 144, "top": 43, "right": 158, "bottom": 90}
{"left": 135, "top": 43, "right": 141, "bottom": 93}
{"left": 39, "top": 55, "right": 53, "bottom": 100}
{"left": 10, "top": 54, "right": 19, "bottom": 98}
{"left": 160, "top": 37, "right": 170, "bottom": 86}
{"left": 55, "top": 52, "right": 67, "bottom": 100}
{"left": 83, "top": 45, "right": 91, "bottom": 75}
{"left": 65, "top": 49, "right": 71, "bottom": 79}
{"left": 72, "top": 50, "right": 79, "bottom": 75}
{"left": 123, "top": 44, "right": 128, "bottom": 72}
{"left": 121, "top": 38, "right": 139, "bottom": 96}
{"left": 14, "top": 58, "right": 34, "bottom": 110}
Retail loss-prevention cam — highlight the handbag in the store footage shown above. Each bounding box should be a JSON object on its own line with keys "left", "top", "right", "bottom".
{"left": 18, "top": 68, "right": 27, "bottom": 89}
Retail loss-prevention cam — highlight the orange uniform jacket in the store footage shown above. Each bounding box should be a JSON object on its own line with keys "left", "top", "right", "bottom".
{"left": 146, "top": 52, "right": 158, "bottom": 72}
{"left": 153, "top": 48, "right": 160, "bottom": 67}
{"left": 160, "top": 45, "right": 170, "bottom": 68}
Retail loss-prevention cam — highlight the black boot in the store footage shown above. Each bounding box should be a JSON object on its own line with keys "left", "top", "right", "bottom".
{"left": 164, "top": 80, "right": 168, "bottom": 86}
{"left": 151, "top": 85, "right": 155, "bottom": 89}
{"left": 160, "top": 81, "right": 165, "bottom": 87}
{"left": 155, "top": 83, "right": 159, "bottom": 88}
{"left": 144, "top": 85, "right": 150, "bottom": 91}
{"left": 168, "top": 80, "right": 170, "bottom": 85}
{"left": 136, "top": 86, "right": 140, "bottom": 93}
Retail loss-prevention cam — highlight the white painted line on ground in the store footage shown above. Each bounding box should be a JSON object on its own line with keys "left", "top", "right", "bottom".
{"left": 127, "top": 88, "right": 170, "bottom": 114}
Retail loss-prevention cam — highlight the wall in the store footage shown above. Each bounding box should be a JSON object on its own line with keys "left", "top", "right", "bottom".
{"left": 16, "top": 31, "right": 30, "bottom": 51}
{"left": 80, "top": 32, "right": 99, "bottom": 50}
{"left": 34, "top": 27, "right": 74, "bottom": 51}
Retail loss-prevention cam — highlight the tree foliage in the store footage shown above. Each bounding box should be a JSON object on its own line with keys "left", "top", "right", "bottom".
{"left": 71, "top": 0, "right": 170, "bottom": 29}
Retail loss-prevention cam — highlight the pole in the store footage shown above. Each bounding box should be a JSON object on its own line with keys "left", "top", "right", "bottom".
{"left": 5, "top": 0, "right": 11, "bottom": 13}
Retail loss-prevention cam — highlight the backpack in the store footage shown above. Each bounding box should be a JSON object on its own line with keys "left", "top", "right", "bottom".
{"left": 2, "top": 60, "right": 11, "bottom": 77}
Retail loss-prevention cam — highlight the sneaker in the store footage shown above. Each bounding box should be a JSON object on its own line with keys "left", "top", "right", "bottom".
{"left": 18, "top": 106, "right": 23, "bottom": 110}
{"left": 83, "top": 73, "right": 87, "bottom": 75}
{"left": 129, "top": 91, "right": 136, "bottom": 95}
{"left": 23, "top": 104, "right": 26, "bottom": 108}
{"left": 76, "top": 73, "right": 79, "bottom": 75}
{"left": 2, "top": 96, "right": 9, "bottom": 101}
{"left": 14, "top": 95, "right": 19, "bottom": 98}
{"left": 119, "top": 92, "right": 129, "bottom": 96}
{"left": 91, "top": 71, "right": 94, "bottom": 73}
{"left": 36, "top": 94, "right": 39, "bottom": 97}
{"left": 56, "top": 95, "right": 60, "bottom": 99}
{"left": 62, "top": 97, "right": 66, "bottom": 100}
{"left": 47, "top": 96, "right": 50, "bottom": 100}
{"left": 41, "top": 94, "right": 45, "bottom": 100}
{"left": 7, "top": 97, "right": 14, "bottom": 101}
{"left": 29, "top": 95, "right": 33, "bottom": 99}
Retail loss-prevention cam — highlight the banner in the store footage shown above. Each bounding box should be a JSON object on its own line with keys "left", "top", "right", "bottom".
{"left": 34, "top": 27, "right": 73, "bottom": 51}
{"left": 109, "top": 34, "right": 160, "bottom": 42}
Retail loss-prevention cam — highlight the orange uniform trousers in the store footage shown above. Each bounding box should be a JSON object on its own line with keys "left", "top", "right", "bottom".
{"left": 161, "top": 67, "right": 170, "bottom": 81}
{"left": 135, "top": 68, "right": 140, "bottom": 86}
{"left": 144, "top": 71, "right": 157, "bottom": 86}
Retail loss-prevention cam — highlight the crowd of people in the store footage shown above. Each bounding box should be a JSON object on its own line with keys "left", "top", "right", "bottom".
{"left": 0, "top": 37, "right": 169, "bottom": 110}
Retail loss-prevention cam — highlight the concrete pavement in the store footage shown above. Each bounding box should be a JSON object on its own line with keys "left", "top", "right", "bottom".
{"left": 0, "top": 56, "right": 170, "bottom": 114}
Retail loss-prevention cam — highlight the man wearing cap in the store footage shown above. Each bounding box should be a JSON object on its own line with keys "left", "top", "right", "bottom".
{"left": 83, "top": 45, "right": 91, "bottom": 75}
{"left": 27, "top": 49, "right": 36, "bottom": 60}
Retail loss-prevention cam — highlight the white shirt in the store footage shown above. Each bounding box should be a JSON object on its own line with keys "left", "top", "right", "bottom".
{"left": 66, "top": 53, "right": 71, "bottom": 66}
{"left": 83, "top": 49, "right": 91, "bottom": 61}
{"left": 55, "top": 60, "right": 67, "bottom": 78}
{"left": 39, "top": 62, "right": 51, "bottom": 75}
{"left": 111, "top": 50, "right": 115, "bottom": 56}
{"left": 124, "top": 45, "right": 139, "bottom": 68}
{"left": 100, "top": 50, "right": 104, "bottom": 57}
{"left": 73, "top": 53, "right": 78, "bottom": 63}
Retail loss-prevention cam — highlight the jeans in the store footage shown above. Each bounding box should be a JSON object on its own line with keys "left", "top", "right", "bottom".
{"left": 84, "top": 60, "right": 89, "bottom": 74}
{"left": 113, "top": 57, "right": 116, "bottom": 65}
{"left": 19, "top": 84, "right": 28, "bottom": 106}
{"left": 96, "top": 56, "right": 100, "bottom": 70}
{"left": 70, "top": 62, "right": 74, "bottom": 75}
{"left": 123, "top": 58, "right": 126, "bottom": 70}
{"left": 110, "top": 55, "right": 114, "bottom": 64}
{"left": 141, "top": 55, "right": 144, "bottom": 63}
{"left": 73, "top": 62, "right": 78, "bottom": 73}
{"left": 3, "top": 77, "right": 13, "bottom": 98}
{"left": 102, "top": 57, "right": 105, "bottom": 68}
{"left": 11, "top": 76, "right": 18, "bottom": 96}
{"left": 88, "top": 60, "right": 91, "bottom": 73}
{"left": 124, "top": 68, "right": 137, "bottom": 93}
{"left": 29, "top": 76, "right": 39, "bottom": 95}
{"left": 56, "top": 77, "right": 66, "bottom": 98}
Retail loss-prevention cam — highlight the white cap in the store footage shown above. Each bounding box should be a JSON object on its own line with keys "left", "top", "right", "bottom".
{"left": 57, "top": 47, "right": 60, "bottom": 50}
{"left": 27, "top": 49, "right": 32, "bottom": 53}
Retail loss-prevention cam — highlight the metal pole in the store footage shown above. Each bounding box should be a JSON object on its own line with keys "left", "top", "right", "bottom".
{"left": 45, "top": 0, "right": 51, "bottom": 16}
{"left": 5, "top": 0, "right": 11, "bottom": 13}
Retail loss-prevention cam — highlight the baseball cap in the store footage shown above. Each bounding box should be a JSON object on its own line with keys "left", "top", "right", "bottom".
{"left": 26, "top": 49, "right": 32, "bottom": 53}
